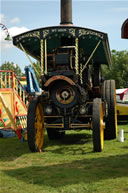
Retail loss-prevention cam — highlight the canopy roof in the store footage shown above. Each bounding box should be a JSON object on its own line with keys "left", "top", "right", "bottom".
{"left": 121, "top": 18, "right": 128, "bottom": 39}
{"left": 116, "top": 88, "right": 128, "bottom": 95}
{"left": 13, "top": 26, "right": 112, "bottom": 66}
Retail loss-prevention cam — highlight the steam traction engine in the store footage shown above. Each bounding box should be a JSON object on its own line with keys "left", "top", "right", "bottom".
{"left": 13, "top": 0, "right": 117, "bottom": 152}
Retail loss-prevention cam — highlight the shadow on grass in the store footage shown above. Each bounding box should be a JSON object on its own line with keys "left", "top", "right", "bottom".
{"left": 45, "top": 132, "right": 93, "bottom": 155}
{"left": 0, "top": 137, "right": 30, "bottom": 161}
{"left": 3, "top": 153, "right": 128, "bottom": 187}
{"left": 121, "top": 146, "right": 128, "bottom": 149}
{"left": 117, "top": 120, "right": 128, "bottom": 125}
{"left": 1, "top": 130, "right": 128, "bottom": 187}
{"left": 0, "top": 132, "right": 92, "bottom": 161}
{"left": 46, "top": 132, "right": 92, "bottom": 146}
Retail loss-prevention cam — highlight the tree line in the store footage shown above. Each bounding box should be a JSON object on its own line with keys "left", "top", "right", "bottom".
{"left": 102, "top": 50, "right": 128, "bottom": 89}
{"left": 0, "top": 50, "right": 128, "bottom": 89}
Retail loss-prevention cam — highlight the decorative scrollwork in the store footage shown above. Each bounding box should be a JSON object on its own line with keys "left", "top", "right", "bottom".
{"left": 69, "top": 28, "right": 76, "bottom": 37}
{"left": 15, "top": 31, "right": 40, "bottom": 42}
{"left": 79, "top": 29, "right": 104, "bottom": 39}
{"left": 43, "top": 30, "right": 49, "bottom": 38}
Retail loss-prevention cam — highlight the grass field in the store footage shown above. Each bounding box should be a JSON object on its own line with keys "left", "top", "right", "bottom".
{"left": 0, "top": 122, "right": 128, "bottom": 193}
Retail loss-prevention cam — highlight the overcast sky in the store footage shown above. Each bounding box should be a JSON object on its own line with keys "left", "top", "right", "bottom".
{"left": 0, "top": 0, "right": 128, "bottom": 72}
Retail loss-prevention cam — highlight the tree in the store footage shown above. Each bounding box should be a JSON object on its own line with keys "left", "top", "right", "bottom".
{"left": 32, "top": 61, "right": 41, "bottom": 85}
{"left": 0, "top": 61, "right": 22, "bottom": 76}
{"left": 102, "top": 50, "right": 128, "bottom": 89}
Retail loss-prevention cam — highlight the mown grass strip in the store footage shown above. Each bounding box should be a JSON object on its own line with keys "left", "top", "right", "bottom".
{"left": 0, "top": 122, "right": 128, "bottom": 193}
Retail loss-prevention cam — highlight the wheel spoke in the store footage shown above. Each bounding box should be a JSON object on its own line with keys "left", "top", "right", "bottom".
{"left": 27, "top": 99, "right": 44, "bottom": 152}
{"left": 35, "top": 104, "right": 44, "bottom": 151}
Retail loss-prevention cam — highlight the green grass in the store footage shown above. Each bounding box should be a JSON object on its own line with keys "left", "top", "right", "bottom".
{"left": 0, "top": 122, "right": 128, "bottom": 193}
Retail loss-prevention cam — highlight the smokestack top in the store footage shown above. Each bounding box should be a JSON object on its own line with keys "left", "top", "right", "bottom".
{"left": 60, "top": 0, "right": 73, "bottom": 25}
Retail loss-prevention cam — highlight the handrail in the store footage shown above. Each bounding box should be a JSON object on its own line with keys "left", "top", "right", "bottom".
{"left": 0, "top": 70, "right": 28, "bottom": 107}
{"left": 13, "top": 73, "right": 28, "bottom": 107}
{"left": 0, "top": 70, "right": 13, "bottom": 88}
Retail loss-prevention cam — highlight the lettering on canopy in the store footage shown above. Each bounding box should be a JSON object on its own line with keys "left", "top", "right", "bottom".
{"left": 43, "top": 28, "right": 76, "bottom": 38}
{"left": 79, "top": 29, "right": 104, "bottom": 39}
{"left": 14, "top": 31, "right": 40, "bottom": 43}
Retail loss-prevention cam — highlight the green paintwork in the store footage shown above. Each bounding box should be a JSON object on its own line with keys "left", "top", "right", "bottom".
{"left": 13, "top": 26, "right": 112, "bottom": 66}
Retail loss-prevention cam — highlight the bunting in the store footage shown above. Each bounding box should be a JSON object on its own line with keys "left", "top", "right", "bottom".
{"left": 0, "top": 23, "right": 9, "bottom": 36}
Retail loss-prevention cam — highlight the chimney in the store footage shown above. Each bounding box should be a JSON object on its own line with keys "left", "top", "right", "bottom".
{"left": 60, "top": 0, "right": 73, "bottom": 25}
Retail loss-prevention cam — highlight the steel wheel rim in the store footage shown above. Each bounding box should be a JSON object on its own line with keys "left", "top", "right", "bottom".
{"left": 100, "top": 103, "right": 104, "bottom": 150}
{"left": 114, "top": 91, "right": 118, "bottom": 137}
{"left": 35, "top": 103, "right": 44, "bottom": 151}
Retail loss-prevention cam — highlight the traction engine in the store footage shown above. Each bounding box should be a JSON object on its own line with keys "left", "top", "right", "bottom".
{"left": 13, "top": 0, "right": 117, "bottom": 152}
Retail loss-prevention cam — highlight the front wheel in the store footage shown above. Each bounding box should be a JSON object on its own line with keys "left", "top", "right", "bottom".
{"left": 93, "top": 98, "right": 104, "bottom": 152}
{"left": 27, "top": 99, "right": 44, "bottom": 152}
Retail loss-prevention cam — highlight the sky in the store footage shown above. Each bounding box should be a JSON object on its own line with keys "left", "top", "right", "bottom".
{"left": 0, "top": 0, "right": 128, "bottom": 72}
